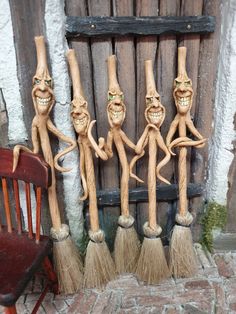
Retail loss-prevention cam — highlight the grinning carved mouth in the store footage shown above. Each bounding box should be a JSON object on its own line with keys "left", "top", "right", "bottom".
{"left": 177, "top": 96, "right": 191, "bottom": 107}
{"left": 73, "top": 114, "right": 88, "bottom": 126}
{"left": 36, "top": 96, "right": 51, "bottom": 106}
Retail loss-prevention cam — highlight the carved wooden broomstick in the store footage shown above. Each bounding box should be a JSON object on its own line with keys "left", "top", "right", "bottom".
{"left": 105, "top": 55, "right": 140, "bottom": 273}
{"left": 167, "top": 47, "right": 206, "bottom": 277}
{"left": 13, "top": 36, "right": 83, "bottom": 294}
{"left": 130, "top": 60, "right": 170, "bottom": 283}
{"left": 67, "top": 49, "right": 116, "bottom": 288}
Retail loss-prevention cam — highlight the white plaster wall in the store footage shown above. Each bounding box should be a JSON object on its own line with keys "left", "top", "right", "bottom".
{"left": 45, "top": 0, "right": 84, "bottom": 248}
{"left": 0, "top": 0, "right": 27, "bottom": 143}
{"left": 207, "top": 0, "right": 236, "bottom": 205}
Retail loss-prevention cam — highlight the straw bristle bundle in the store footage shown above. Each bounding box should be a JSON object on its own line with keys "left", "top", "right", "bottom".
{"left": 136, "top": 237, "right": 170, "bottom": 284}
{"left": 53, "top": 236, "right": 83, "bottom": 294}
{"left": 84, "top": 240, "right": 116, "bottom": 288}
{"left": 114, "top": 226, "right": 140, "bottom": 274}
{"left": 169, "top": 225, "right": 198, "bottom": 278}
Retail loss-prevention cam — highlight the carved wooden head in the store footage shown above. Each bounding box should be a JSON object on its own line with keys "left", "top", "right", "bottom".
{"left": 107, "top": 55, "right": 126, "bottom": 127}
{"left": 32, "top": 36, "right": 54, "bottom": 116}
{"left": 67, "top": 49, "right": 91, "bottom": 136}
{"left": 144, "top": 60, "right": 165, "bottom": 127}
{"left": 173, "top": 47, "right": 193, "bottom": 115}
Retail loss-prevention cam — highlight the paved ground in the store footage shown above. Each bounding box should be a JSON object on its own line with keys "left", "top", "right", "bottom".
{"left": 1, "top": 244, "right": 236, "bottom": 314}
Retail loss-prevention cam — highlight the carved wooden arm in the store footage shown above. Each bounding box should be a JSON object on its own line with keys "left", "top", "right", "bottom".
{"left": 88, "top": 120, "right": 108, "bottom": 161}
{"left": 47, "top": 119, "right": 77, "bottom": 172}
{"left": 12, "top": 118, "right": 40, "bottom": 172}
{"left": 155, "top": 133, "right": 171, "bottom": 185}
{"left": 78, "top": 140, "right": 88, "bottom": 201}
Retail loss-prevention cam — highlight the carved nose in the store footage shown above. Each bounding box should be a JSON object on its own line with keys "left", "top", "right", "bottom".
{"left": 39, "top": 81, "right": 46, "bottom": 91}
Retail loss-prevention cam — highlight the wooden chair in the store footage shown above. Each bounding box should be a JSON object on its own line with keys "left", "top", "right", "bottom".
{"left": 0, "top": 148, "right": 58, "bottom": 314}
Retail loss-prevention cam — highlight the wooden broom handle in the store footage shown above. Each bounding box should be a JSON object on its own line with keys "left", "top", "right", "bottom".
{"left": 178, "top": 47, "right": 187, "bottom": 77}
{"left": 145, "top": 60, "right": 156, "bottom": 95}
{"left": 83, "top": 142, "right": 99, "bottom": 232}
{"left": 107, "top": 55, "right": 121, "bottom": 93}
{"left": 35, "top": 36, "right": 48, "bottom": 73}
{"left": 67, "top": 49, "right": 85, "bottom": 98}
{"left": 148, "top": 130, "right": 157, "bottom": 228}
{"left": 178, "top": 117, "right": 187, "bottom": 216}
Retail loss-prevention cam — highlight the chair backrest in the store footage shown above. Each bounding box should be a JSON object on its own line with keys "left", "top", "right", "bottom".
{"left": 0, "top": 148, "right": 51, "bottom": 243}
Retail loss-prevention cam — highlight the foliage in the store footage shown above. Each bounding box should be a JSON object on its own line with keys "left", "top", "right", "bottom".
{"left": 200, "top": 202, "right": 227, "bottom": 252}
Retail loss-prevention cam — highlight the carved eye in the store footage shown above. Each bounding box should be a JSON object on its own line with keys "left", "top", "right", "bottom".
{"left": 108, "top": 94, "right": 116, "bottom": 101}
{"left": 120, "top": 94, "right": 124, "bottom": 100}
{"left": 34, "top": 78, "right": 41, "bottom": 85}
{"left": 184, "top": 80, "right": 191, "bottom": 86}
{"left": 175, "top": 80, "right": 181, "bottom": 87}
{"left": 45, "top": 79, "right": 52, "bottom": 87}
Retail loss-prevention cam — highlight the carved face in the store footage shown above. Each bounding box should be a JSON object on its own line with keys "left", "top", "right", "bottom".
{"left": 71, "top": 96, "right": 90, "bottom": 135}
{"left": 145, "top": 92, "right": 165, "bottom": 127}
{"left": 107, "top": 91, "right": 126, "bottom": 127}
{"left": 32, "top": 74, "right": 54, "bottom": 116}
{"left": 173, "top": 75, "right": 193, "bottom": 115}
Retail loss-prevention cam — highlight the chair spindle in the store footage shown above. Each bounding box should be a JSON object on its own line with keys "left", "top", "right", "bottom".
{"left": 35, "top": 187, "right": 42, "bottom": 243}
{"left": 25, "top": 182, "right": 33, "bottom": 239}
{"left": 2, "top": 178, "right": 12, "bottom": 233}
{"left": 12, "top": 179, "right": 22, "bottom": 234}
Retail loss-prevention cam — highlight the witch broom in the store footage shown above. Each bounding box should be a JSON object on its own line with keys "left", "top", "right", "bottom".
{"left": 13, "top": 36, "right": 83, "bottom": 293}
{"left": 167, "top": 47, "right": 206, "bottom": 277}
{"left": 104, "top": 55, "right": 141, "bottom": 274}
{"left": 130, "top": 60, "right": 170, "bottom": 283}
{"left": 67, "top": 49, "right": 116, "bottom": 288}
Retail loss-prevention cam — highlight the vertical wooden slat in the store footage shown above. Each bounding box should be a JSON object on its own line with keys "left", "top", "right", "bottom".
{"left": 36, "top": 187, "right": 42, "bottom": 243}
{"left": 192, "top": 0, "right": 222, "bottom": 238}
{"left": 25, "top": 182, "right": 33, "bottom": 239}
{"left": 13, "top": 179, "right": 22, "bottom": 234}
{"left": 2, "top": 178, "right": 12, "bottom": 233}
{"left": 157, "top": 0, "right": 180, "bottom": 237}
{"left": 87, "top": 0, "right": 118, "bottom": 248}
{"left": 136, "top": 0, "right": 159, "bottom": 234}
{"left": 114, "top": 0, "right": 136, "bottom": 220}
{"left": 9, "top": 0, "right": 45, "bottom": 138}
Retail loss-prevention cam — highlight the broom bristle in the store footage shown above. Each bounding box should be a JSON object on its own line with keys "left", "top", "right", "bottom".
{"left": 84, "top": 240, "right": 116, "bottom": 288}
{"left": 169, "top": 225, "right": 198, "bottom": 278}
{"left": 53, "top": 235, "right": 84, "bottom": 294}
{"left": 114, "top": 226, "right": 140, "bottom": 273}
{"left": 136, "top": 237, "right": 170, "bottom": 284}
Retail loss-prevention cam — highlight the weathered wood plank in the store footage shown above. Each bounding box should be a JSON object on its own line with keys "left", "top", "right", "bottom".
{"left": 87, "top": 0, "right": 119, "bottom": 248}
{"left": 84, "top": 183, "right": 204, "bottom": 207}
{"left": 9, "top": 0, "right": 45, "bottom": 139}
{"left": 114, "top": 0, "right": 136, "bottom": 218}
{"left": 66, "top": 16, "right": 215, "bottom": 37}
{"left": 0, "top": 89, "right": 8, "bottom": 147}
{"left": 157, "top": 0, "right": 180, "bottom": 234}
{"left": 180, "top": 0, "right": 204, "bottom": 239}
{"left": 135, "top": 0, "right": 159, "bottom": 234}
{"left": 65, "top": 0, "right": 99, "bottom": 186}
{"left": 191, "top": 0, "right": 222, "bottom": 239}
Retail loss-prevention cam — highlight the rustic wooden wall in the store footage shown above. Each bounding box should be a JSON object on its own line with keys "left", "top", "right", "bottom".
{"left": 1, "top": 0, "right": 225, "bottom": 244}
{"left": 65, "top": 0, "right": 222, "bottom": 243}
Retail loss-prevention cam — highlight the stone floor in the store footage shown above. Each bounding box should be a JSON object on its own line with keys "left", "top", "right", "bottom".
{"left": 1, "top": 244, "right": 236, "bottom": 314}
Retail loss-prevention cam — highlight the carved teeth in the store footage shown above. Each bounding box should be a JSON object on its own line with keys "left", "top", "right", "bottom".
{"left": 111, "top": 110, "right": 123, "bottom": 118}
{"left": 37, "top": 97, "right": 51, "bottom": 106}
{"left": 74, "top": 116, "right": 87, "bottom": 125}
{"left": 178, "top": 96, "right": 190, "bottom": 107}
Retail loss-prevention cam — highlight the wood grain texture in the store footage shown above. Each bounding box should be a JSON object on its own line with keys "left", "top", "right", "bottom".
{"left": 83, "top": 183, "right": 204, "bottom": 207}
{"left": 191, "top": 0, "right": 222, "bottom": 239}
{"left": 66, "top": 16, "right": 215, "bottom": 37}
{"left": 0, "top": 148, "right": 51, "bottom": 188}
{"left": 114, "top": 0, "right": 136, "bottom": 218}
{"left": 65, "top": 0, "right": 99, "bottom": 186}
{"left": 135, "top": 0, "right": 159, "bottom": 234}
{"left": 157, "top": 0, "right": 180, "bottom": 236}
{"left": 9, "top": 0, "right": 45, "bottom": 140}
{"left": 87, "top": 0, "right": 119, "bottom": 247}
